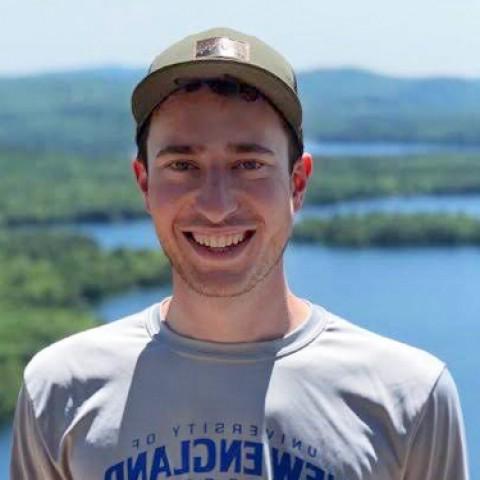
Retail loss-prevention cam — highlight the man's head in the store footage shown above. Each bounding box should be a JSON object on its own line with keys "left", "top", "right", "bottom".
{"left": 135, "top": 77, "right": 302, "bottom": 174}
{"left": 131, "top": 27, "right": 304, "bottom": 172}
{"left": 131, "top": 28, "right": 312, "bottom": 298}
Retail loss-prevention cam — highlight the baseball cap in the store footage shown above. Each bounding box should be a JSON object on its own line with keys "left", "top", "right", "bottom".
{"left": 131, "top": 27, "right": 303, "bottom": 151}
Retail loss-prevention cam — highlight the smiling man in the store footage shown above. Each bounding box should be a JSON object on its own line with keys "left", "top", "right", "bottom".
{"left": 11, "top": 28, "right": 469, "bottom": 479}
{"left": 132, "top": 76, "right": 311, "bottom": 342}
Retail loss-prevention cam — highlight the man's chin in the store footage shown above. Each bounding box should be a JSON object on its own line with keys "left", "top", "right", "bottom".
{"left": 166, "top": 234, "right": 288, "bottom": 298}
{"left": 181, "top": 274, "right": 258, "bottom": 298}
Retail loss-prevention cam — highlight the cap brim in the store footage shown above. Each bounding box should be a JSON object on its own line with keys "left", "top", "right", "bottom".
{"left": 131, "top": 60, "right": 302, "bottom": 134}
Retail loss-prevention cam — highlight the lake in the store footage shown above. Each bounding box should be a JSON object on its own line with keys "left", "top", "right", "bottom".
{"left": 14, "top": 193, "right": 480, "bottom": 251}
{"left": 306, "top": 140, "right": 480, "bottom": 157}
{"left": 1, "top": 194, "right": 478, "bottom": 477}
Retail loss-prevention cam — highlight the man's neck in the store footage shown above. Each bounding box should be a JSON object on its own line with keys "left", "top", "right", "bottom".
{"left": 162, "top": 269, "right": 310, "bottom": 343}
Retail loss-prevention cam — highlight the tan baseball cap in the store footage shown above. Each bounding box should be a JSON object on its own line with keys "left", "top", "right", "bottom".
{"left": 131, "top": 27, "right": 303, "bottom": 150}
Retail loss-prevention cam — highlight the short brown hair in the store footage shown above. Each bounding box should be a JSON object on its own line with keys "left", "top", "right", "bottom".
{"left": 135, "top": 78, "right": 303, "bottom": 174}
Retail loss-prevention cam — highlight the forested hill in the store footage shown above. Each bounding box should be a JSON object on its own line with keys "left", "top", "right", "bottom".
{"left": 300, "top": 68, "right": 480, "bottom": 144}
{"left": 1, "top": 66, "right": 479, "bottom": 155}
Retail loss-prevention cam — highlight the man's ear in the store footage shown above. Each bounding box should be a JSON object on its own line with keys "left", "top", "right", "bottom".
{"left": 291, "top": 152, "right": 313, "bottom": 212}
{"left": 131, "top": 158, "right": 150, "bottom": 214}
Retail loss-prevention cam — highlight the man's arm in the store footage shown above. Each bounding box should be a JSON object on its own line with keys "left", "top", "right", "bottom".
{"left": 10, "top": 384, "right": 64, "bottom": 480}
{"left": 403, "top": 367, "right": 470, "bottom": 480}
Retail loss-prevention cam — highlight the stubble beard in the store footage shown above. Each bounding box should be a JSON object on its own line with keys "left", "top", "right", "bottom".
{"left": 159, "top": 226, "right": 292, "bottom": 298}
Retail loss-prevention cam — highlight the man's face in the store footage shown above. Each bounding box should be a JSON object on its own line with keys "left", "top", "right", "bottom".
{"left": 133, "top": 85, "right": 311, "bottom": 297}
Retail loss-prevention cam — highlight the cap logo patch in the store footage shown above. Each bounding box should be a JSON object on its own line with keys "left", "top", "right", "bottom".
{"left": 195, "top": 37, "right": 249, "bottom": 61}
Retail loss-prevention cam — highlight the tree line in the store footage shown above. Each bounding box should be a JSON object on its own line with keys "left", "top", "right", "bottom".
{"left": 0, "top": 230, "right": 171, "bottom": 425}
{"left": 2, "top": 150, "right": 480, "bottom": 226}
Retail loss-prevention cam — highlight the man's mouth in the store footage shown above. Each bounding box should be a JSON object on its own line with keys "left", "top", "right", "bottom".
{"left": 183, "top": 230, "right": 255, "bottom": 253}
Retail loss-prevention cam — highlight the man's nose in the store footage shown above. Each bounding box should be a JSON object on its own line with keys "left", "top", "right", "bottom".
{"left": 194, "top": 168, "right": 238, "bottom": 223}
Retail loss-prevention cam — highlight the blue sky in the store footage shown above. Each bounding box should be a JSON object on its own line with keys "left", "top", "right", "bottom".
{"left": 2, "top": 0, "right": 479, "bottom": 78}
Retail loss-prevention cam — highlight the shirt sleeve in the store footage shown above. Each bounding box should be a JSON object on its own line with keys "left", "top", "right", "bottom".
{"left": 403, "top": 367, "right": 470, "bottom": 480}
{"left": 10, "top": 384, "right": 65, "bottom": 480}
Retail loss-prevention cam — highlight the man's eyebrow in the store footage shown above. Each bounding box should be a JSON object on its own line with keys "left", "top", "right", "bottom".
{"left": 227, "top": 143, "right": 274, "bottom": 155}
{"left": 155, "top": 145, "right": 205, "bottom": 158}
{"left": 154, "top": 143, "right": 274, "bottom": 158}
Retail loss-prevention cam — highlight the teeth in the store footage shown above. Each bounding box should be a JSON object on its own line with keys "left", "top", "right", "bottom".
{"left": 191, "top": 232, "right": 247, "bottom": 248}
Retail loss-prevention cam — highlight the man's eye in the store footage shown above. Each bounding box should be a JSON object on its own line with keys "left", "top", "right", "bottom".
{"left": 235, "top": 160, "right": 263, "bottom": 170}
{"left": 168, "top": 160, "right": 196, "bottom": 171}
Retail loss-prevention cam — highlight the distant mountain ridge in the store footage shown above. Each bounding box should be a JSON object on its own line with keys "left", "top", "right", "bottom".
{"left": 298, "top": 68, "right": 480, "bottom": 144}
{"left": 1, "top": 66, "right": 479, "bottom": 155}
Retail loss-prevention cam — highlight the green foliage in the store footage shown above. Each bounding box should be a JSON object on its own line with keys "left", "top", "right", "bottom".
{"left": 0, "top": 150, "right": 145, "bottom": 225}
{"left": 2, "top": 150, "right": 480, "bottom": 227}
{"left": 0, "top": 230, "right": 170, "bottom": 305}
{"left": 293, "top": 213, "right": 480, "bottom": 247}
{"left": 299, "top": 68, "right": 480, "bottom": 143}
{"left": 0, "top": 69, "right": 139, "bottom": 155}
{"left": 0, "top": 230, "right": 171, "bottom": 425}
{"left": 306, "top": 153, "right": 480, "bottom": 203}
{"left": 2, "top": 68, "right": 480, "bottom": 154}
{"left": 0, "top": 304, "right": 97, "bottom": 423}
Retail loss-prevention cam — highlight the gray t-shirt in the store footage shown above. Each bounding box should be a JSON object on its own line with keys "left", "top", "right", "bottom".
{"left": 11, "top": 300, "right": 469, "bottom": 479}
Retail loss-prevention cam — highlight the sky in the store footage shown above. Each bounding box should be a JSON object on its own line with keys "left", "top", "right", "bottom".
{"left": 1, "top": 0, "right": 479, "bottom": 78}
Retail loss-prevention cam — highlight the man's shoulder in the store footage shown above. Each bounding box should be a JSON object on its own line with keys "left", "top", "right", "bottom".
{"left": 309, "top": 304, "right": 450, "bottom": 430}
{"left": 311, "top": 304, "right": 446, "bottom": 393}
{"left": 317, "top": 304, "right": 444, "bottom": 368}
{"left": 23, "top": 303, "right": 158, "bottom": 403}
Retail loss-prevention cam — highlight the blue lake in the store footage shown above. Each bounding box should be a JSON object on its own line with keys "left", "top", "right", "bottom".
{"left": 15, "top": 193, "right": 480, "bottom": 251}
{"left": 1, "top": 194, "right": 479, "bottom": 477}
{"left": 300, "top": 193, "right": 480, "bottom": 220}
{"left": 306, "top": 140, "right": 480, "bottom": 157}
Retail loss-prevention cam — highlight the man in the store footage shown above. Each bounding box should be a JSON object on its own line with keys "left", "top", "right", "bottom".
{"left": 11, "top": 27, "right": 469, "bottom": 479}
